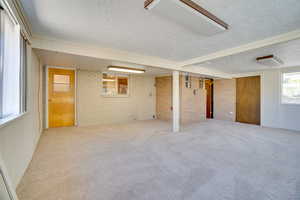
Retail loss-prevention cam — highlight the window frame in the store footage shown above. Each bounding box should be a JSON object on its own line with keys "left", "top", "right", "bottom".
{"left": 101, "top": 72, "right": 130, "bottom": 98}
{"left": 281, "top": 71, "right": 300, "bottom": 105}
{"left": 0, "top": 7, "right": 27, "bottom": 127}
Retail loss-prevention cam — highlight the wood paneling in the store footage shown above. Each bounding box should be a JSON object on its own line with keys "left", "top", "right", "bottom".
{"left": 236, "top": 76, "right": 261, "bottom": 125}
{"left": 156, "top": 76, "right": 172, "bottom": 121}
{"left": 48, "top": 68, "right": 75, "bottom": 128}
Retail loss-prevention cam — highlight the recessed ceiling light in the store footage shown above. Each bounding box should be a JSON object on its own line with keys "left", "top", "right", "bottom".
{"left": 256, "top": 55, "right": 283, "bottom": 67}
{"left": 108, "top": 66, "right": 146, "bottom": 74}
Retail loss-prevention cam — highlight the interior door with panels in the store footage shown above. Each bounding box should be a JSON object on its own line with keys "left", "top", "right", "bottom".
{"left": 48, "top": 68, "right": 75, "bottom": 128}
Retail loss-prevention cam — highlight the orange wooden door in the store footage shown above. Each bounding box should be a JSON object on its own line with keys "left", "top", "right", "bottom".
{"left": 205, "top": 79, "right": 213, "bottom": 118}
{"left": 48, "top": 68, "right": 75, "bottom": 128}
{"left": 236, "top": 76, "right": 261, "bottom": 125}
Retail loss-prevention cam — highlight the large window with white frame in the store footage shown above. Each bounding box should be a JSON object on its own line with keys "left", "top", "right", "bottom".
{"left": 282, "top": 72, "right": 300, "bottom": 104}
{"left": 0, "top": 7, "right": 27, "bottom": 123}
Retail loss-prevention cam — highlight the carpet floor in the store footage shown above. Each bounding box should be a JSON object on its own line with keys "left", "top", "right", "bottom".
{"left": 17, "top": 120, "right": 300, "bottom": 200}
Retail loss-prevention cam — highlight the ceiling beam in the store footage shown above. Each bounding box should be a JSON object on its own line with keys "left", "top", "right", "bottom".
{"left": 179, "top": 29, "right": 300, "bottom": 67}
{"left": 32, "top": 35, "right": 232, "bottom": 78}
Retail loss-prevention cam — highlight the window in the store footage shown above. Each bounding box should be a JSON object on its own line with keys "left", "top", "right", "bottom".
{"left": 282, "top": 72, "right": 300, "bottom": 104}
{"left": 0, "top": 9, "right": 27, "bottom": 122}
{"left": 53, "top": 75, "right": 71, "bottom": 92}
{"left": 102, "top": 73, "right": 129, "bottom": 97}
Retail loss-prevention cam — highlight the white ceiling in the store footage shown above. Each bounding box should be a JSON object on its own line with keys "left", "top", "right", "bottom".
{"left": 195, "top": 39, "right": 300, "bottom": 74}
{"left": 34, "top": 49, "right": 171, "bottom": 75}
{"left": 21, "top": 0, "right": 300, "bottom": 61}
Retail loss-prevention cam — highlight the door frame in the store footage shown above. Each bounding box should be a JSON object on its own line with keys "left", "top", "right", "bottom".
{"left": 46, "top": 66, "right": 77, "bottom": 129}
{"left": 205, "top": 79, "right": 214, "bottom": 119}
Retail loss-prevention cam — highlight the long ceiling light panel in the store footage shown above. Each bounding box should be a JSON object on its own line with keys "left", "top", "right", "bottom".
{"left": 144, "top": 0, "right": 229, "bottom": 36}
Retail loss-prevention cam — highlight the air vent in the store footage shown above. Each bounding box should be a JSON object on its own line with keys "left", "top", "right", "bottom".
{"left": 256, "top": 55, "right": 283, "bottom": 67}
{"left": 145, "top": 0, "right": 228, "bottom": 36}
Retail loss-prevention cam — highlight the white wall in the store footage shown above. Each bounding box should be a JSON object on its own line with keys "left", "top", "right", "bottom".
{"left": 77, "top": 70, "right": 156, "bottom": 126}
{"left": 0, "top": 46, "right": 43, "bottom": 189}
{"left": 261, "top": 66, "right": 300, "bottom": 131}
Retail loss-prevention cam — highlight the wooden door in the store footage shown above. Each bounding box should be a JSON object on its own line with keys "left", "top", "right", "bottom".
{"left": 205, "top": 79, "right": 213, "bottom": 118}
{"left": 236, "top": 76, "right": 261, "bottom": 125}
{"left": 48, "top": 68, "right": 75, "bottom": 128}
{"left": 155, "top": 76, "right": 172, "bottom": 121}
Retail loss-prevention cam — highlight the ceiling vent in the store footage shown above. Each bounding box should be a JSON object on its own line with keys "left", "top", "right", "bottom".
{"left": 256, "top": 55, "right": 283, "bottom": 67}
{"left": 144, "top": 0, "right": 229, "bottom": 36}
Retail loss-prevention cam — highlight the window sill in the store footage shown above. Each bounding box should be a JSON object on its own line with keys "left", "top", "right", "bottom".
{"left": 0, "top": 112, "right": 27, "bottom": 129}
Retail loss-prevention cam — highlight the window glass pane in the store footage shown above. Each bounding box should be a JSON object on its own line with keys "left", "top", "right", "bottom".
{"left": 282, "top": 72, "right": 300, "bottom": 104}
{"left": 118, "top": 77, "right": 128, "bottom": 95}
{"left": 102, "top": 73, "right": 116, "bottom": 96}
{"left": 52, "top": 75, "right": 70, "bottom": 92}
{"left": 1, "top": 11, "right": 21, "bottom": 118}
{"left": 20, "top": 35, "right": 27, "bottom": 113}
{"left": 54, "top": 75, "right": 70, "bottom": 84}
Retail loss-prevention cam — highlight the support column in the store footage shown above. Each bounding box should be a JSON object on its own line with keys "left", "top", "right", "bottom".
{"left": 172, "top": 71, "right": 180, "bottom": 132}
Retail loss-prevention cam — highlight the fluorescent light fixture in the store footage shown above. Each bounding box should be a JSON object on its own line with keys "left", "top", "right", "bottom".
{"left": 256, "top": 55, "right": 283, "bottom": 67}
{"left": 144, "top": 0, "right": 228, "bottom": 35}
{"left": 108, "top": 66, "right": 146, "bottom": 74}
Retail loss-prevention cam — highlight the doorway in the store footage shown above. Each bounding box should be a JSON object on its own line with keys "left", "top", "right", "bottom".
{"left": 47, "top": 68, "right": 76, "bottom": 128}
{"left": 236, "top": 76, "right": 261, "bottom": 125}
{"left": 205, "top": 79, "right": 213, "bottom": 118}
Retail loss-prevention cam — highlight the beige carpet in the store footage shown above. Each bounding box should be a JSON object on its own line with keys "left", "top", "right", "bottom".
{"left": 17, "top": 120, "right": 300, "bottom": 200}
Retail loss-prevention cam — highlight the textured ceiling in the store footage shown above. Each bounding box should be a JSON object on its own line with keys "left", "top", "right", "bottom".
{"left": 195, "top": 39, "right": 300, "bottom": 74}
{"left": 34, "top": 49, "right": 171, "bottom": 75}
{"left": 21, "top": 0, "right": 300, "bottom": 61}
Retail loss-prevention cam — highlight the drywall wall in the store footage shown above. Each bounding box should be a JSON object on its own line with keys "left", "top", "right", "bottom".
{"left": 0, "top": 154, "right": 19, "bottom": 200}
{"left": 214, "top": 79, "right": 236, "bottom": 121}
{"left": 0, "top": 47, "right": 43, "bottom": 189}
{"left": 77, "top": 70, "right": 156, "bottom": 126}
{"left": 261, "top": 67, "right": 300, "bottom": 131}
{"left": 180, "top": 76, "right": 206, "bottom": 124}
